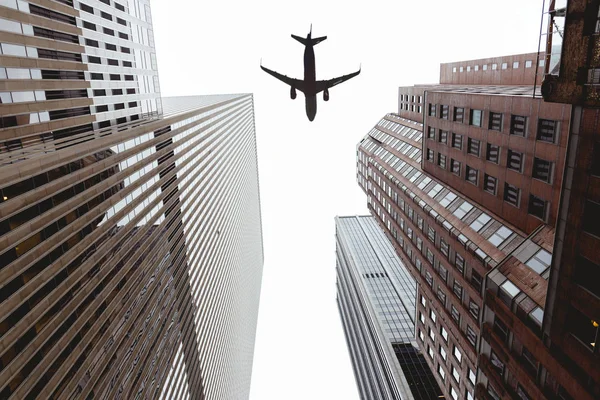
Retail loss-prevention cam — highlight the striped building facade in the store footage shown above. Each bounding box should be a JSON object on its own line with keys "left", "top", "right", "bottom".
{"left": 0, "top": 1, "right": 263, "bottom": 399}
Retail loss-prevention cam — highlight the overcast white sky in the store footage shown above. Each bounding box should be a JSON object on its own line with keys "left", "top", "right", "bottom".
{"left": 152, "top": 1, "right": 544, "bottom": 398}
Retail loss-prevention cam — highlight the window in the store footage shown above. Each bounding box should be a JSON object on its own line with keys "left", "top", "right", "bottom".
{"left": 507, "top": 150, "right": 523, "bottom": 172}
{"left": 105, "top": 43, "right": 117, "bottom": 51}
{"left": 428, "top": 346, "right": 434, "bottom": 359}
{"left": 470, "top": 109, "right": 482, "bottom": 127}
{"left": 117, "top": 17, "right": 127, "bottom": 26}
{"left": 103, "top": 27, "right": 115, "bottom": 36}
{"left": 567, "top": 306, "right": 598, "bottom": 350}
{"left": 467, "top": 66, "right": 471, "bottom": 72}
{"left": 513, "top": 61, "right": 519, "bottom": 69}
{"left": 483, "top": 174, "right": 497, "bottom": 195}
{"left": 440, "top": 345, "right": 448, "bottom": 360}
{"left": 529, "top": 195, "right": 548, "bottom": 220}
{"left": 80, "top": 3, "right": 94, "bottom": 13}
{"left": 533, "top": 158, "right": 553, "bottom": 183}
{"left": 521, "top": 346, "right": 538, "bottom": 376}
{"left": 429, "top": 103, "right": 437, "bottom": 117}
{"left": 455, "top": 254, "right": 465, "bottom": 274}
{"left": 504, "top": 183, "right": 520, "bottom": 207}
{"left": 489, "top": 112, "right": 503, "bottom": 131}
{"left": 115, "top": 2, "right": 125, "bottom": 11}
{"left": 593, "top": 143, "right": 600, "bottom": 177}
{"left": 490, "top": 350, "right": 505, "bottom": 375}
{"left": 420, "top": 312, "right": 426, "bottom": 324}
{"left": 537, "top": 119, "right": 557, "bottom": 143}
{"left": 525, "top": 60, "right": 533, "bottom": 68}
{"left": 474, "top": 65, "right": 479, "bottom": 71}
{"left": 119, "top": 32, "right": 129, "bottom": 40}
{"left": 88, "top": 55, "right": 101, "bottom": 64}
{"left": 429, "top": 326, "right": 436, "bottom": 341}
{"left": 574, "top": 255, "right": 600, "bottom": 298}
{"left": 82, "top": 20, "right": 96, "bottom": 30}
{"left": 452, "top": 366, "right": 460, "bottom": 383}
{"left": 467, "top": 138, "right": 480, "bottom": 156}
{"left": 582, "top": 200, "right": 600, "bottom": 237}
{"left": 108, "top": 58, "right": 118, "bottom": 66}
{"left": 452, "top": 346, "right": 462, "bottom": 363}
{"left": 469, "top": 300, "right": 480, "bottom": 320}
{"left": 428, "top": 126, "right": 436, "bottom": 139}
{"left": 501, "top": 62, "right": 508, "bottom": 70}
{"left": 101, "top": 11, "right": 112, "bottom": 20}
{"left": 440, "top": 239, "right": 450, "bottom": 257}
{"left": 465, "top": 166, "right": 478, "bottom": 185}
{"left": 441, "top": 105, "right": 449, "bottom": 119}
{"left": 110, "top": 74, "right": 121, "bottom": 81}
{"left": 483, "top": 64, "right": 488, "bottom": 70}
{"left": 453, "top": 67, "right": 457, "bottom": 73}
{"left": 421, "top": 295, "right": 427, "bottom": 307}
{"left": 438, "top": 153, "right": 447, "bottom": 169}
{"left": 90, "top": 73, "right": 103, "bottom": 80}
{"left": 468, "top": 368, "right": 476, "bottom": 385}
{"left": 486, "top": 143, "right": 500, "bottom": 163}
{"left": 417, "top": 237, "right": 423, "bottom": 251}
{"left": 460, "top": 66, "right": 464, "bottom": 72}
{"left": 419, "top": 329, "right": 425, "bottom": 342}
{"left": 454, "top": 107, "right": 464, "bottom": 123}
{"left": 453, "top": 280, "right": 463, "bottom": 299}
{"left": 438, "top": 364, "right": 446, "bottom": 381}
{"left": 441, "top": 326, "right": 449, "bottom": 342}
{"left": 439, "top": 265, "right": 448, "bottom": 282}
{"left": 452, "top": 133, "right": 462, "bottom": 149}
{"left": 451, "top": 305, "right": 460, "bottom": 323}
{"left": 427, "top": 149, "right": 434, "bottom": 162}
{"left": 451, "top": 159, "right": 461, "bottom": 176}
{"left": 466, "top": 325, "right": 477, "bottom": 347}
{"left": 425, "top": 270, "right": 433, "bottom": 287}
{"left": 437, "top": 287, "right": 447, "bottom": 305}
{"left": 451, "top": 387, "right": 458, "bottom": 400}
{"left": 85, "top": 38, "right": 99, "bottom": 47}
{"left": 439, "top": 130, "right": 448, "bottom": 144}
{"left": 510, "top": 115, "right": 527, "bottom": 136}
{"left": 428, "top": 227, "right": 436, "bottom": 243}
{"left": 417, "top": 216, "right": 424, "bottom": 231}
{"left": 492, "top": 63, "right": 497, "bottom": 70}
{"left": 470, "top": 270, "right": 483, "bottom": 292}
{"left": 93, "top": 89, "right": 106, "bottom": 96}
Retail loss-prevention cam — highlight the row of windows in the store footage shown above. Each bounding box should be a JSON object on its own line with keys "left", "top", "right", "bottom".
{"left": 80, "top": 3, "right": 128, "bottom": 26}
{"left": 400, "top": 94, "right": 423, "bottom": 103}
{"left": 428, "top": 106, "right": 559, "bottom": 143}
{"left": 82, "top": 20, "right": 129, "bottom": 40}
{"left": 451, "top": 59, "right": 541, "bottom": 73}
{"left": 84, "top": 37, "right": 131, "bottom": 55}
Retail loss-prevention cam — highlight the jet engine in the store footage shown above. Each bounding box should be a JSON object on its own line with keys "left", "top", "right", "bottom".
{"left": 323, "top": 88, "right": 329, "bottom": 102}
{"left": 290, "top": 86, "right": 297, "bottom": 100}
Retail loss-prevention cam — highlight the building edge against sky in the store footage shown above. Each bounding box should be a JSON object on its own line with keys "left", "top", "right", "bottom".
{"left": 0, "top": 0, "right": 263, "bottom": 399}
{"left": 335, "top": 215, "right": 442, "bottom": 400}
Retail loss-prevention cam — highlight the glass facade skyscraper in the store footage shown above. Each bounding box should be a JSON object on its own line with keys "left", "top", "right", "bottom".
{"left": 336, "top": 215, "right": 442, "bottom": 400}
{"left": 0, "top": 1, "right": 263, "bottom": 399}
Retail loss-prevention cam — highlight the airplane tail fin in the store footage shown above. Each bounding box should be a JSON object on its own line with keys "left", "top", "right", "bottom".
{"left": 291, "top": 34, "right": 327, "bottom": 46}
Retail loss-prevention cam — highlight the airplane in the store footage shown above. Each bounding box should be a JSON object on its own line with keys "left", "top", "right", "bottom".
{"left": 261, "top": 25, "right": 360, "bottom": 121}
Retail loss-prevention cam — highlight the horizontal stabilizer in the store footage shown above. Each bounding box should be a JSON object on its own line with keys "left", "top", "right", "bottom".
{"left": 291, "top": 34, "right": 327, "bottom": 46}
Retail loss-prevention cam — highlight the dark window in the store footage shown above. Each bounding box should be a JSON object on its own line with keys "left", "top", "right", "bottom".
{"left": 441, "top": 105, "right": 449, "bottom": 119}
{"left": 45, "top": 89, "right": 87, "bottom": 99}
{"left": 38, "top": 49, "right": 82, "bottom": 62}
{"left": 489, "top": 112, "right": 503, "bottom": 131}
{"left": 533, "top": 158, "right": 553, "bottom": 183}
{"left": 427, "top": 126, "right": 435, "bottom": 139}
{"left": 105, "top": 43, "right": 117, "bottom": 51}
{"left": 116, "top": 117, "right": 127, "bottom": 124}
{"left": 41, "top": 70, "right": 84, "bottom": 80}
{"left": 470, "top": 109, "right": 483, "bottom": 127}
{"left": 521, "top": 347, "right": 538, "bottom": 376}
{"left": 466, "top": 325, "right": 478, "bottom": 347}
{"left": 123, "top": 61, "right": 133, "bottom": 68}
{"left": 454, "top": 107, "right": 464, "bottom": 123}
{"left": 48, "top": 106, "right": 90, "bottom": 120}
{"left": 452, "top": 133, "right": 462, "bottom": 149}
{"left": 124, "top": 75, "right": 134, "bottom": 81}
{"left": 490, "top": 350, "right": 505, "bottom": 375}
{"left": 470, "top": 270, "right": 483, "bottom": 292}
{"left": 438, "top": 153, "right": 447, "bottom": 169}
{"left": 493, "top": 317, "right": 509, "bottom": 343}
{"left": 88, "top": 55, "right": 101, "bottom": 64}
{"left": 121, "top": 47, "right": 131, "bottom": 54}
{"left": 429, "top": 103, "right": 437, "bottom": 117}
{"left": 486, "top": 143, "right": 500, "bottom": 164}
{"left": 439, "top": 264, "right": 448, "bottom": 281}
{"left": 451, "top": 159, "right": 461, "bottom": 176}
{"left": 114, "top": 103, "right": 125, "bottom": 110}
{"left": 101, "top": 11, "right": 112, "bottom": 20}
{"left": 33, "top": 27, "right": 78, "bottom": 43}
{"left": 107, "top": 59, "right": 119, "bottom": 66}
{"left": 455, "top": 254, "right": 465, "bottom": 274}
{"left": 79, "top": 3, "right": 93, "bottom": 13}
{"left": 90, "top": 73, "right": 103, "bottom": 80}
{"left": 119, "top": 32, "right": 128, "bottom": 39}
{"left": 504, "top": 183, "right": 520, "bottom": 207}
{"left": 593, "top": 143, "right": 600, "bottom": 177}
{"left": 439, "top": 130, "right": 448, "bottom": 144}
{"left": 95, "top": 105, "right": 108, "bottom": 112}
{"left": 109, "top": 74, "right": 121, "bottom": 80}
{"left": 128, "top": 101, "right": 137, "bottom": 108}
{"left": 126, "top": 88, "right": 136, "bottom": 94}
{"left": 117, "top": 17, "right": 127, "bottom": 26}
{"left": 82, "top": 20, "right": 96, "bottom": 30}
{"left": 582, "top": 200, "right": 600, "bottom": 237}
{"left": 428, "top": 227, "right": 436, "bottom": 243}
{"left": 566, "top": 306, "right": 598, "bottom": 351}
{"left": 427, "top": 149, "right": 434, "bottom": 162}
{"left": 465, "top": 166, "right": 478, "bottom": 185}
{"left": 510, "top": 115, "right": 527, "bottom": 136}
{"left": 469, "top": 300, "right": 480, "bottom": 320}
{"left": 453, "top": 281, "right": 463, "bottom": 298}
{"left": 99, "top": 0, "right": 109, "bottom": 4}
{"left": 115, "top": 2, "right": 125, "bottom": 11}
{"left": 574, "top": 255, "right": 600, "bottom": 297}
{"left": 537, "top": 119, "right": 557, "bottom": 143}
{"left": 103, "top": 27, "right": 115, "bottom": 36}
{"left": 112, "top": 89, "right": 123, "bottom": 95}
{"left": 507, "top": 150, "right": 523, "bottom": 172}
{"left": 85, "top": 38, "right": 99, "bottom": 47}
{"left": 30, "top": 4, "right": 76, "bottom": 25}
{"left": 451, "top": 305, "right": 460, "bottom": 323}
{"left": 484, "top": 174, "right": 497, "bottom": 195}
{"left": 467, "top": 138, "right": 480, "bottom": 156}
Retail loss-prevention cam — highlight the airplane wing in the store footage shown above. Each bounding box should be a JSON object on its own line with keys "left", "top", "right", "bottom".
{"left": 314, "top": 67, "right": 361, "bottom": 94}
{"left": 261, "top": 64, "right": 306, "bottom": 93}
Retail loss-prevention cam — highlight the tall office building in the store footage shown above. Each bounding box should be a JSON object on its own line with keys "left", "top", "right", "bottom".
{"left": 0, "top": 1, "right": 263, "bottom": 399}
{"left": 357, "top": 46, "right": 597, "bottom": 400}
{"left": 335, "top": 215, "right": 442, "bottom": 400}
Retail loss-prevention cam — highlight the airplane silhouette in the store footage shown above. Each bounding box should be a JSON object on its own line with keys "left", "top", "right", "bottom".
{"left": 261, "top": 25, "right": 360, "bottom": 121}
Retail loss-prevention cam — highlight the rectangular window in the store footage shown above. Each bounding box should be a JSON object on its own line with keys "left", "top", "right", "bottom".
{"left": 429, "top": 103, "right": 437, "bottom": 117}
{"left": 428, "top": 126, "right": 436, "bottom": 139}
{"left": 493, "top": 317, "right": 509, "bottom": 343}
{"left": 470, "top": 109, "right": 483, "bottom": 127}
{"left": 440, "top": 239, "right": 450, "bottom": 257}
{"left": 484, "top": 174, "right": 497, "bottom": 195}
{"left": 452, "top": 366, "right": 461, "bottom": 383}
{"left": 440, "top": 345, "right": 447, "bottom": 361}
{"left": 454, "top": 346, "right": 463, "bottom": 363}
{"left": 441, "top": 105, "right": 449, "bottom": 119}
{"left": 574, "top": 255, "right": 600, "bottom": 298}
{"left": 454, "top": 107, "right": 464, "bottom": 123}
{"left": 490, "top": 350, "right": 505, "bottom": 375}
{"left": 453, "top": 280, "right": 463, "bottom": 299}
{"left": 439, "top": 130, "right": 448, "bottom": 144}
{"left": 486, "top": 143, "right": 500, "bottom": 164}
{"left": 425, "top": 271, "right": 433, "bottom": 287}
{"left": 105, "top": 43, "right": 117, "bottom": 51}
{"left": 507, "top": 150, "right": 523, "bottom": 172}
{"left": 455, "top": 254, "right": 465, "bottom": 274}
{"left": 502, "top": 62, "right": 508, "bottom": 70}
{"left": 567, "top": 306, "right": 599, "bottom": 351}
{"left": 513, "top": 61, "right": 519, "bottom": 69}
{"left": 452, "top": 133, "right": 463, "bottom": 149}
{"left": 427, "top": 149, "right": 434, "bottom": 162}
{"left": 537, "top": 119, "right": 557, "bottom": 143}
{"left": 504, "top": 183, "right": 520, "bottom": 207}
{"left": 466, "top": 325, "right": 477, "bottom": 347}
{"left": 427, "top": 249, "right": 434, "bottom": 265}
{"left": 469, "top": 300, "right": 480, "bottom": 320}
{"left": 438, "top": 365, "right": 446, "bottom": 381}
{"left": 489, "top": 112, "right": 503, "bottom": 131}
{"left": 525, "top": 60, "right": 533, "bottom": 68}
{"left": 428, "top": 227, "right": 436, "bottom": 243}
{"left": 582, "top": 200, "right": 600, "bottom": 237}
{"left": 465, "top": 166, "right": 478, "bottom": 185}
{"left": 529, "top": 195, "right": 548, "bottom": 220}
{"left": 441, "top": 326, "right": 449, "bottom": 342}
{"left": 103, "top": 27, "right": 115, "bottom": 36}
{"left": 533, "top": 157, "right": 553, "bottom": 183}
{"left": 451, "top": 159, "right": 461, "bottom": 176}
{"left": 470, "top": 270, "right": 483, "bottom": 292}
{"left": 438, "top": 153, "right": 447, "bottom": 169}
{"left": 437, "top": 287, "right": 447, "bottom": 305}
{"left": 467, "top": 138, "right": 480, "bottom": 156}
{"left": 469, "top": 368, "right": 476, "bottom": 385}
{"left": 510, "top": 115, "right": 527, "bottom": 136}
{"left": 430, "top": 309, "right": 437, "bottom": 323}
{"left": 439, "top": 265, "right": 448, "bottom": 282}
{"left": 451, "top": 305, "right": 460, "bottom": 323}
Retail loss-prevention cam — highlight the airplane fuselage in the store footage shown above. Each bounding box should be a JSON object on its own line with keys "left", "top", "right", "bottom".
{"left": 303, "top": 44, "right": 317, "bottom": 121}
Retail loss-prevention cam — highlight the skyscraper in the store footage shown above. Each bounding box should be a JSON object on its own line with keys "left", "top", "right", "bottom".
{"left": 0, "top": 1, "right": 263, "bottom": 399}
{"left": 335, "top": 215, "right": 442, "bottom": 400}
{"left": 357, "top": 47, "right": 597, "bottom": 399}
